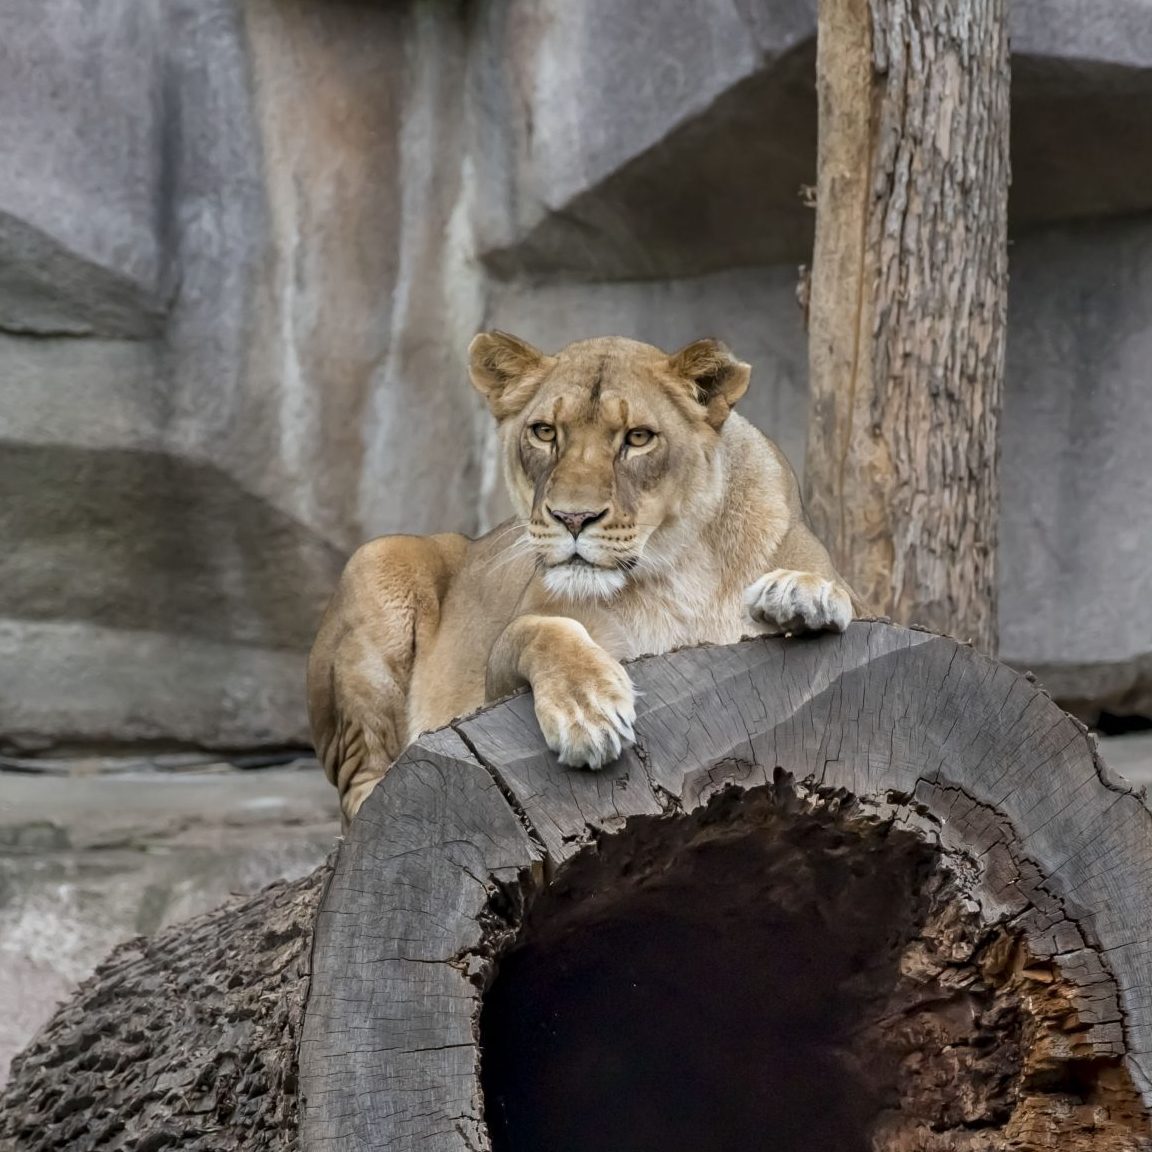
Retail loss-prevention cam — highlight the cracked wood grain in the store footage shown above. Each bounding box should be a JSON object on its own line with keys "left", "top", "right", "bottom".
{"left": 620, "top": 626, "right": 1152, "bottom": 1100}
{"left": 451, "top": 693, "right": 663, "bottom": 865}
{"left": 297, "top": 728, "right": 540, "bottom": 1152}
{"left": 296, "top": 624, "right": 1151, "bottom": 1150}
{"left": 5, "top": 626, "right": 1151, "bottom": 1151}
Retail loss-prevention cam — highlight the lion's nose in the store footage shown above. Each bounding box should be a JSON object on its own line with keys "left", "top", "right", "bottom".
{"left": 548, "top": 506, "right": 609, "bottom": 538}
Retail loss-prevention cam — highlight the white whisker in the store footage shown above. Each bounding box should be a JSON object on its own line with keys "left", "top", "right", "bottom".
{"left": 484, "top": 520, "right": 530, "bottom": 547}
{"left": 476, "top": 525, "right": 537, "bottom": 575}
{"left": 482, "top": 541, "right": 535, "bottom": 574}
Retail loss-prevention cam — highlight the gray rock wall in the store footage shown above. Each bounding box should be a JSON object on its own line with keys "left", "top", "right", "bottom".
{"left": 2, "top": 0, "right": 1151, "bottom": 751}
{"left": 0, "top": 0, "right": 482, "bottom": 750}
{"left": 1001, "top": 217, "right": 1152, "bottom": 715}
{"left": 0, "top": 0, "right": 168, "bottom": 338}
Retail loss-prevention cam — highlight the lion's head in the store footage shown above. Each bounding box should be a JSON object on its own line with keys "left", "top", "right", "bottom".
{"left": 468, "top": 333, "right": 751, "bottom": 601}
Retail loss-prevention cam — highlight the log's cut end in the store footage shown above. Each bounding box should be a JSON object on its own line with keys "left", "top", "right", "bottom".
{"left": 300, "top": 624, "right": 1152, "bottom": 1152}
{"left": 481, "top": 779, "right": 1148, "bottom": 1152}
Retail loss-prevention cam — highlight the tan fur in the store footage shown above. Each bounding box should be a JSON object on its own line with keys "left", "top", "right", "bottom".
{"left": 309, "top": 334, "right": 861, "bottom": 824}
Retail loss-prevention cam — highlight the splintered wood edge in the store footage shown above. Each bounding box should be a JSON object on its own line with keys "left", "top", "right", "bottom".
{"left": 298, "top": 622, "right": 1152, "bottom": 1150}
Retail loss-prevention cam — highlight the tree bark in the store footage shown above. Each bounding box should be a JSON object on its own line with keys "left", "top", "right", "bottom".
{"left": 0, "top": 865, "right": 331, "bottom": 1152}
{"left": 805, "top": 0, "right": 1010, "bottom": 653}
{"left": 4, "top": 629, "right": 1151, "bottom": 1152}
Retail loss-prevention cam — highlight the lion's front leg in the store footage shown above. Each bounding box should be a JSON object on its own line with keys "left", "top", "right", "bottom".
{"left": 487, "top": 614, "right": 636, "bottom": 769}
{"left": 744, "top": 569, "right": 854, "bottom": 635}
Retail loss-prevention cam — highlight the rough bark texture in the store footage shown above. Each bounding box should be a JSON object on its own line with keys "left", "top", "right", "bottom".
{"left": 4, "top": 628, "right": 1152, "bottom": 1152}
{"left": 805, "top": 0, "right": 1010, "bottom": 652}
{"left": 0, "top": 865, "right": 331, "bottom": 1152}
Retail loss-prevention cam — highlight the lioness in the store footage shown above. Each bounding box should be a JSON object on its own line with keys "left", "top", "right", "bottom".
{"left": 309, "top": 333, "right": 861, "bottom": 823}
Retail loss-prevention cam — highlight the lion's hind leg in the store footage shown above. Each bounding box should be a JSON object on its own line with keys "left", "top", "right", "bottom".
{"left": 307, "top": 534, "right": 465, "bottom": 827}
{"left": 316, "top": 630, "right": 409, "bottom": 826}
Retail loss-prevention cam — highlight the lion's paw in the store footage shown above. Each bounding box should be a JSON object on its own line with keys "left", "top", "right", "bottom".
{"left": 532, "top": 654, "right": 636, "bottom": 770}
{"left": 744, "top": 569, "right": 853, "bottom": 635}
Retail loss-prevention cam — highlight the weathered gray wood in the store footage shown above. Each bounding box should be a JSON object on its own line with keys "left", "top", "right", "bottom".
{"left": 5, "top": 625, "right": 1151, "bottom": 1151}
{"left": 619, "top": 627, "right": 1151, "bottom": 1073}
{"left": 296, "top": 622, "right": 1152, "bottom": 1151}
{"left": 297, "top": 728, "right": 540, "bottom": 1152}
{"left": 452, "top": 691, "right": 663, "bottom": 864}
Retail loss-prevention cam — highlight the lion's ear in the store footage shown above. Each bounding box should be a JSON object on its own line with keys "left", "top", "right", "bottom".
{"left": 668, "top": 338, "right": 751, "bottom": 428}
{"left": 468, "top": 330, "right": 550, "bottom": 419}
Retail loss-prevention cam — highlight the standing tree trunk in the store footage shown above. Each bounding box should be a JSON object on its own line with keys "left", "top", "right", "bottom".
{"left": 804, "top": 0, "right": 1010, "bottom": 653}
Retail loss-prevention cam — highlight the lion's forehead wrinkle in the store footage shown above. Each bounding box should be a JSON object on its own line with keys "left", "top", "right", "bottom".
{"left": 600, "top": 393, "right": 630, "bottom": 427}
{"left": 587, "top": 354, "right": 607, "bottom": 409}
{"left": 534, "top": 353, "right": 681, "bottom": 426}
{"left": 550, "top": 388, "right": 634, "bottom": 433}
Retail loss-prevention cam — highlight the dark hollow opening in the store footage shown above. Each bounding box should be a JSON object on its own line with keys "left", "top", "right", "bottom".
{"left": 1095, "top": 710, "right": 1152, "bottom": 736}
{"left": 480, "top": 784, "right": 942, "bottom": 1152}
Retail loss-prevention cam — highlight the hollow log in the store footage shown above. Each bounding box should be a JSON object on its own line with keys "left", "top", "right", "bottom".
{"left": 4, "top": 623, "right": 1152, "bottom": 1152}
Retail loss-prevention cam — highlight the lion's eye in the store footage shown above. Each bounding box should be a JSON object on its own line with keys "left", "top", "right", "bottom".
{"left": 624, "top": 428, "right": 655, "bottom": 448}
{"left": 529, "top": 423, "right": 556, "bottom": 444}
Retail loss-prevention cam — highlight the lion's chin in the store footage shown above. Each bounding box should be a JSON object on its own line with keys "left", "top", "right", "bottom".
{"left": 541, "top": 562, "right": 628, "bottom": 603}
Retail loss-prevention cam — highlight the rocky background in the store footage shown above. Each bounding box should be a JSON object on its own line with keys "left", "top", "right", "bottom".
{"left": 3, "top": 0, "right": 1152, "bottom": 1083}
